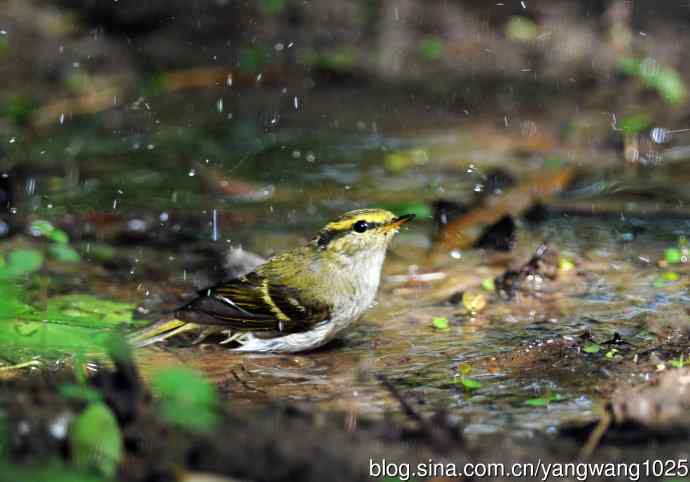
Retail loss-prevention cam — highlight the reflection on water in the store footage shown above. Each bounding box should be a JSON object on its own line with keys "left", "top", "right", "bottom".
{"left": 134, "top": 213, "right": 687, "bottom": 438}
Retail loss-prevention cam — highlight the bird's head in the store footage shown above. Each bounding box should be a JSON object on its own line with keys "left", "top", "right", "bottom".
{"left": 313, "top": 208, "right": 414, "bottom": 257}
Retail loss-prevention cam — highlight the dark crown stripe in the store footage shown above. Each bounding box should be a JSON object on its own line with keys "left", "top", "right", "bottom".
{"left": 316, "top": 228, "right": 345, "bottom": 249}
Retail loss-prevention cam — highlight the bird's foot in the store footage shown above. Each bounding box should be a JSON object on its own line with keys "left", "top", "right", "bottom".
{"left": 219, "top": 330, "right": 246, "bottom": 345}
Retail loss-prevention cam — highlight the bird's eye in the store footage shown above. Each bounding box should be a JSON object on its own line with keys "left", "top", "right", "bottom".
{"left": 353, "top": 220, "right": 369, "bottom": 233}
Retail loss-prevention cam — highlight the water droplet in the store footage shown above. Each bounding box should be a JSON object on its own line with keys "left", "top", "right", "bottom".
{"left": 450, "top": 249, "right": 462, "bottom": 259}
{"left": 188, "top": 169, "right": 196, "bottom": 177}
{"left": 651, "top": 127, "right": 669, "bottom": 144}
{"left": 9, "top": 137, "right": 16, "bottom": 144}
{"left": 127, "top": 219, "right": 147, "bottom": 231}
{"left": 216, "top": 97, "right": 224, "bottom": 113}
{"left": 211, "top": 209, "right": 219, "bottom": 241}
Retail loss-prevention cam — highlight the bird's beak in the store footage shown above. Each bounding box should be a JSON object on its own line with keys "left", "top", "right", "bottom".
{"left": 383, "top": 213, "right": 415, "bottom": 232}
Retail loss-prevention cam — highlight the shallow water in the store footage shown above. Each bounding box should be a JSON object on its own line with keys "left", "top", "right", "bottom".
{"left": 3, "top": 90, "right": 689, "bottom": 438}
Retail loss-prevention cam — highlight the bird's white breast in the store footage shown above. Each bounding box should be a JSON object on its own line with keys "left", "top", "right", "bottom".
{"left": 233, "top": 246, "right": 388, "bottom": 353}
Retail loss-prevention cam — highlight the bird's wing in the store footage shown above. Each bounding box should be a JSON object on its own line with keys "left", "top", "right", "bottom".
{"left": 175, "top": 272, "right": 330, "bottom": 333}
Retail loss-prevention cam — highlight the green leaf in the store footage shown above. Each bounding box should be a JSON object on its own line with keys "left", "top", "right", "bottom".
{"left": 0, "top": 293, "right": 141, "bottom": 363}
{"left": 583, "top": 342, "right": 601, "bottom": 354}
{"left": 665, "top": 247, "right": 683, "bottom": 264}
{"left": 43, "top": 295, "right": 137, "bottom": 328}
{"left": 605, "top": 348, "right": 619, "bottom": 359}
{"left": 2, "top": 95, "right": 35, "bottom": 126}
{"left": 619, "top": 57, "right": 687, "bottom": 105}
{"left": 258, "top": 0, "right": 286, "bottom": 15}
{"left": 506, "top": 16, "right": 539, "bottom": 42}
{"left": 525, "top": 393, "right": 564, "bottom": 407}
{"left": 69, "top": 402, "right": 122, "bottom": 478}
{"left": 30, "top": 220, "right": 69, "bottom": 243}
{"left": 559, "top": 257, "right": 575, "bottom": 272}
{"left": 620, "top": 113, "right": 651, "bottom": 134}
{"left": 50, "top": 244, "right": 81, "bottom": 263}
{"left": 0, "top": 462, "right": 107, "bottom": 482}
{"left": 432, "top": 316, "right": 449, "bottom": 330}
{"left": 654, "top": 271, "right": 680, "bottom": 287}
{"left": 152, "top": 368, "right": 219, "bottom": 433}
{"left": 419, "top": 36, "right": 444, "bottom": 61}
{"left": 60, "top": 384, "right": 102, "bottom": 404}
{"left": 669, "top": 354, "right": 685, "bottom": 369}
{"left": 0, "top": 249, "right": 44, "bottom": 279}
{"left": 0, "top": 413, "right": 7, "bottom": 457}
{"left": 461, "top": 377, "right": 482, "bottom": 391}
{"left": 238, "top": 46, "right": 270, "bottom": 73}
{"left": 383, "top": 148, "right": 429, "bottom": 172}
{"left": 481, "top": 278, "right": 496, "bottom": 292}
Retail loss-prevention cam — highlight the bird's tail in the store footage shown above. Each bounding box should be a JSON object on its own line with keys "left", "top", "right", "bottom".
{"left": 129, "top": 317, "right": 200, "bottom": 348}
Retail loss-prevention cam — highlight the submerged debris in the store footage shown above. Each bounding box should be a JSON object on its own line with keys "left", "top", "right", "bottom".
{"left": 494, "top": 243, "right": 561, "bottom": 299}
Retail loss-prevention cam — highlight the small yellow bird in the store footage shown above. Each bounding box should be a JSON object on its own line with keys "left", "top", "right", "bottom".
{"left": 131, "top": 209, "right": 414, "bottom": 353}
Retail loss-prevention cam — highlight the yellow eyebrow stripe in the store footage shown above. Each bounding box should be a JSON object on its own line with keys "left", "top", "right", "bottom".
{"left": 325, "top": 212, "right": 394, "bottom": 231}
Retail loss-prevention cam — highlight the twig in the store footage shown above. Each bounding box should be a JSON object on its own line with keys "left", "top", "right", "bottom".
{"left": 580, "top": 409, "right": 611, "bottom": 459}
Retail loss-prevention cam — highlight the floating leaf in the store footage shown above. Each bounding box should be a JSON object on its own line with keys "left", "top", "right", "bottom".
{"left": 460, "top": 377, "right": 482, "bottom": 391}
{"left": 654, "top": 271, "right": 680, "bottom": 287}
{"left": 525, "top": 393, "right": 564, "bottom": 407}
{"left": 506, "top": 16, "right": 539, "bottom": 42}
{"left": 152, "top": 368, "right": 219, "bottom": 433}
{"left": 605, "top": 348, "right": 619, "bottom": 359}
{"left": 619, "top": 113, "right": 651, "bottom": 134}
{"left": 383, "top": 148, "right": 429, "bottom": 172}
{"left": 669, "top": 354, "right": 685, "bottom": 369}
{"left": 559, "top": 257, "right": 575, "bottom": 272}
{"left": 665, "top": 247, "right": 683, "bottom": 265}
{"left": 583, "top": 343, "right": 601, "bottom": 354}
{"left": 419, "top": 36, "right": 444, "bottom": 61}
{"left": 432, "top": 316, "right": 449, "bottom": 330}
{"left": 69, "top": 402, "right": 122, "bottom": 478}
{"left": 481, "top": 278, "right": 495, "bottom": 292}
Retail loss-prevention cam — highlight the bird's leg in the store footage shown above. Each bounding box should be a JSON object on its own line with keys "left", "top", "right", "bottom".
{"left": 219, "top": 330, "right": 244, "bottom": 345}
{"left": 191, "top": 327, "right": 216, "bottom": 345}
